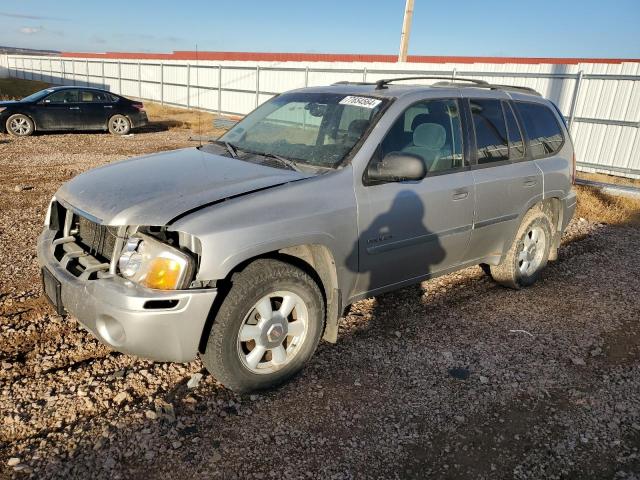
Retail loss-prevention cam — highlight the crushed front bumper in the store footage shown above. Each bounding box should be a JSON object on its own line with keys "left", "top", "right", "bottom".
{"left": 37, "top": 228, "right": 216, "bottom": 363}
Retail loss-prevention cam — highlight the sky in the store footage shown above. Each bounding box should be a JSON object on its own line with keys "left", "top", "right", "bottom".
{"left": 0, "top": 0, "right": 639, "bottom": 58}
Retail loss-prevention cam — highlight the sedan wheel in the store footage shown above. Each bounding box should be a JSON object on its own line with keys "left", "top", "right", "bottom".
{"left": 6, "top": 114, "right": 34, "bottom": 137}
{"left": 108, "top": 115, "right": 131, "bottom": 135}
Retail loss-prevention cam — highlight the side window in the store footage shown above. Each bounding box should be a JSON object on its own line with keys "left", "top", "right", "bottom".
{"left": 80, "top": 90, "right": 110, "bottom": 103}
{"left": 503, "top": 102, "right": 525, "bottom": 160}
{"left": 514, "top": 102, "right": 564, "bottom": 158}
{"left": 44, "top": 90, "right": 79, "bottom": 104}
{"left": 470, "top": 99, "right": 508, "bottom": 164}
{"left": 378, "top": 99, "right": 464, "bottom": 174}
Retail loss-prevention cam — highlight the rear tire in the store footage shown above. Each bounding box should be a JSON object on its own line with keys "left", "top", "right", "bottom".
{"left": 490, "top": 206, "right": 553, "bottom": 289}
{"left": 6, "top": 114, "right": 34, "bottom": 137}
{"left": 108, "top": 115, "right": 131, "bottom": 135}
{"left": 201, "top": 259, "right": 325, "bottom": 393}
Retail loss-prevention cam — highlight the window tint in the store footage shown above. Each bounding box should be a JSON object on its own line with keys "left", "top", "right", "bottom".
{"left": 45, "top": 90, "right": 78, "bottom": 104}
{"left": 514, "top": 102, "right": 564, "bottom": 158}
{"left": 470, "top": 99, "right": 508, "bottom": 164}
{"left": 80, "top": 90, "right": 111, "bottom": 103}
{"left": 378, "top": 99, "right": 464, "bottom": 174}
{"left": 504, "top": 102, "right": 525, "bottom": 160}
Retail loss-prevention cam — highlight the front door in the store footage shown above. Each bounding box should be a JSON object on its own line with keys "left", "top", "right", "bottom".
{"left": 36, "top": 89, "right": 81, "bottom": 130}
{"left": 353, "top": 98, "right": 475, "bottom": 296}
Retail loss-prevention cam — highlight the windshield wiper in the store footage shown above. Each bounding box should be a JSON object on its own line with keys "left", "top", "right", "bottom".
{"left": 258, "top": 153, "right": 301, "bottom": 172}
{"left": 211, "top": 140, "right": 238, "bottom": 158}
{"left": 223, "top": 141, "right": 238, "bottom": 158}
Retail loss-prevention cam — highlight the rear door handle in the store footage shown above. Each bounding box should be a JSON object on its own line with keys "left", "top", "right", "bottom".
{"left": 104, "top": 105, "right": 113, "bottom": 109}
{"left": 69, "top": 106, "right": 80, "bottom": 110}
{"left": 452, "top": 189, "right": 469, "bottom": 201}
{"left": 523, "top": 176, "right": 538, "bottom": 187}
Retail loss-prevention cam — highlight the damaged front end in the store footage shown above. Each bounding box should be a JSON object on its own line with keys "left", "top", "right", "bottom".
{"left": 45, "top": 197, "right": 202, "bottom": 289}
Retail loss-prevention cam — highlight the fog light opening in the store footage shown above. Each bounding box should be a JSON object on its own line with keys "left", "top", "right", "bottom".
{"left": 96, "top": 315, "right": 126, "bottom": 346}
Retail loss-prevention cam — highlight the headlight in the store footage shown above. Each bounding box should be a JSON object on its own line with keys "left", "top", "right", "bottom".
{"left": 0, "top": 107, "right": 6, "bottom": 113}
{"left": 117, "top": 233, "right": 194, "bottom": 290}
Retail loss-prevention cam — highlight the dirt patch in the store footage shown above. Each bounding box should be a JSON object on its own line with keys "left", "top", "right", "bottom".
{"left": 1, "top": 128, "right": 639, "bottom": 479}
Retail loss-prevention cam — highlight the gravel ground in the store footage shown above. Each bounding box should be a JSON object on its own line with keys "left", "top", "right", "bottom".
{"left": 1, "top": 130, "right": 639, "bottom": 480}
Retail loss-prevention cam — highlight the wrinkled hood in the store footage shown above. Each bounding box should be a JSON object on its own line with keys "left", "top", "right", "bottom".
{"left": 56, "top": 147, "right": 310, "bottom": 226}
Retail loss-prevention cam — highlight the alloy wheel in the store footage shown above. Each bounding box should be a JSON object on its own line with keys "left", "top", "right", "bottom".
{"left": 237, "top": 291, "right": 309, "bottom": 374}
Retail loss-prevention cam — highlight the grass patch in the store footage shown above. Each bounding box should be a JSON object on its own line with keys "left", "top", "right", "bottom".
{"left": 578, "top": 171, "right": 640, "bottom": 187}
{"left": 144, "top": 102, "right": 225, "bottom": 135}
{"left": 0, "top": 78, "right": 52, "bottom": 100}
{"left": 576, "top": 185, "right": 640, "bottom": 226}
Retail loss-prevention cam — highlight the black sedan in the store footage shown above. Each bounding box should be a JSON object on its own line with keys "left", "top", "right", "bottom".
{"left": 0, "top": 86, "right": 148, "bottom": 136}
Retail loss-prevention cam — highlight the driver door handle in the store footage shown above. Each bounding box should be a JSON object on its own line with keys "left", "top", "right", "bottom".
{"left": 69, "top": 106, "right": 80, "bottom": 110}
{"left": 452, "top": 189, "right": 469, "bottom": 201}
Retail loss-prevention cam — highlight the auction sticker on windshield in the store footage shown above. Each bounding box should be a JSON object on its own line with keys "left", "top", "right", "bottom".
{"left": 339, "top": 96, "right": 382, "bottom": 109}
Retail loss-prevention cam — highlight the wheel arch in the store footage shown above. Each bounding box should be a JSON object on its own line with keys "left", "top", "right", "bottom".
{"left": 6, "top": 111, "right": 38, "bottom": 132}
{"left": 501, "top": 196, "right": 562, "bottom": 263}
{"left": 197, "top": 243, "right": 341, "bottom": 355}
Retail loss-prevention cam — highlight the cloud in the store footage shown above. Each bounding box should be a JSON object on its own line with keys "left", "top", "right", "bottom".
{"left": 0, "top": 12, "right": 64, "bottom": 21}
{"left": 19, "top": 26, "right": 41, "bottom": 35}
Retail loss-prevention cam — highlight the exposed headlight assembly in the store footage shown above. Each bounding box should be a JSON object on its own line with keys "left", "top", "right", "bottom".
{"left": 118, "top": 233, "right": 194, "bottom": 290}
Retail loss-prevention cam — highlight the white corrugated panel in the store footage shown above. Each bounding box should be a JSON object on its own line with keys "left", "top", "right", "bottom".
{"left": 5, "top": 54, "right": 639, "bottom": 177}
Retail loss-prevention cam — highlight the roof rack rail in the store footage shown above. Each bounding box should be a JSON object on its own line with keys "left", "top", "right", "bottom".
{"left": 332, "top": 81, "right": 374, "bottom": 86}
{"left": 432, "top": 81, "right": 541, "bottom": 96}
{"left": 372, "top": 76, "right": 542, "bottom": 96}
{"left": 374, "top": 76, "right": 488, "bottom": 90}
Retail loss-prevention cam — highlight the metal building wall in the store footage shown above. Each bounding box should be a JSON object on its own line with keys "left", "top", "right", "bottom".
{"left": 5, "top": 54, "right": 640, "bottom": 178}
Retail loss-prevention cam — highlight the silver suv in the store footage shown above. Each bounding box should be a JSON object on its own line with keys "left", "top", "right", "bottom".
{"left": 38, "top": 77, "right": 576, "bottom": 392}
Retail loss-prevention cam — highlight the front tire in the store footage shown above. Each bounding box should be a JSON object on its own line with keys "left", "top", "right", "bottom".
{"left": 6, "top": 114, "right": 34, "bottom": 137}
{"left": 201, "top": 259, "right": 325, "bottom": 392}
{"left": 108, "top": 114, "right": 131, "bottom": 135}
{"left": 490, "top": 206, "right": 553, "bottom": 289}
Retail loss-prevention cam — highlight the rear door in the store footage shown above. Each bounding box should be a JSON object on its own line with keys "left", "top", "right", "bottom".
{"left": 353, "top": 96, "right": 475, "bottom": 296}
{"left": 79, "top": 90, "right": 112, "bottom": 129}
{"left": 465, "top": 96, "right": 543, "bottom": 263}
{"left": 36, "top": 89, "right": 81, "bottom": 130}
{"left": 513, "top": 100, "right": 570, "bottom": 199}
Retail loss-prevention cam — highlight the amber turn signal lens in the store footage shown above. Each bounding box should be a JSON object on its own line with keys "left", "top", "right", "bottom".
{"left": 142, "top": 257, "right": 183, "bottom": 290}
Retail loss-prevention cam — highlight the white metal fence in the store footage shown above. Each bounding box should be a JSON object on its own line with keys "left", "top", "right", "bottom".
{"left": 2, "top": 54, "right": 639, "bottom": 178}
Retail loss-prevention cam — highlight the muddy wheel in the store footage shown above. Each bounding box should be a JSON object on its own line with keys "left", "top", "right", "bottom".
{"left": 6, "top": 114, "right": 34, "bottom": 137}
{"left": 201, "top": 259, "right": 324, "bottom": 392}
{"left": 490, "top": 206, "right": 553, "bottom": 289}
{"left": 108, "top": 115, "right": 131, "bottom": 135}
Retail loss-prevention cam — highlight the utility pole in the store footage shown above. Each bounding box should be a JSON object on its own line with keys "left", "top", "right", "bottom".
{"left": 398, "top": 0, "right": 414, "bottom": 62}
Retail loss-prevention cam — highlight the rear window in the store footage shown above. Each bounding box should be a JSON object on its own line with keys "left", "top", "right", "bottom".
{"left": 514, "top": 102, "right": 564, "bottom": 158}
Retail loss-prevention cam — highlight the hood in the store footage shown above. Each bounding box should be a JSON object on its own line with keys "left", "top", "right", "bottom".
{"left": 56, "top": 147, "right": 310, "bottom": 226}
{"left": 0, "top": 100, "right": 18, "bottom": 107}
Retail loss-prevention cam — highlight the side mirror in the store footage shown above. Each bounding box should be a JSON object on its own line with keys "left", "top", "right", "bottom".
{"left": 367, "top": 152, "right": 426, "bottom": 184}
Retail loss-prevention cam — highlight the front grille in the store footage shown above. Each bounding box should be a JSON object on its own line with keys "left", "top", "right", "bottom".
{"left": 74, "top": 216, "right": 117, "bottom": 264}
{"left": 48, "top": 201, "right": 117, "bottom": 279}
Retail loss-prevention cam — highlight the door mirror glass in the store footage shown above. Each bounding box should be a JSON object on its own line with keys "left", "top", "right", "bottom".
{"left": 367, "top": 152, "right": 426, "bottom": 184}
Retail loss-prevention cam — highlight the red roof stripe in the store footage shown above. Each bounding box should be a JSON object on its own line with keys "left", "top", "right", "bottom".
{"left": 59, "top": 51, "right": 640, "bottom": 64}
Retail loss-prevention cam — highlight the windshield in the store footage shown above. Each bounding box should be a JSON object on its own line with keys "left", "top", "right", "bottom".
{"left": 21, "top": 88, "right": 55, "bottom": 103}
{"left": 218, "top": 92, "right": 389, "bottom": 168}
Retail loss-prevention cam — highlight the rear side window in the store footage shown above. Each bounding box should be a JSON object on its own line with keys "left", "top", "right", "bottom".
{"left": 503, "top": 102, "right": 525, "bottom": 161}
{"left": 80, "top": 90, "right": 111, "bottom": 103}
{"left": 514, "top": 102, "right": 564, "bottom": 158}
{"left": 470, "top": 99, "right": 509, "bottom": 164}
